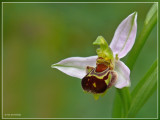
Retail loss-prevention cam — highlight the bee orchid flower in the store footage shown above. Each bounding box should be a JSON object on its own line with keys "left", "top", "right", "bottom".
{"left": 51, "top": 12, "right": 137, "bottom": 96}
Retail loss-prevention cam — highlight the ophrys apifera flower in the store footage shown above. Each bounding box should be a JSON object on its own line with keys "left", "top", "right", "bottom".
{"left": 51, "top": 12, "right": 137, "bottom": 97}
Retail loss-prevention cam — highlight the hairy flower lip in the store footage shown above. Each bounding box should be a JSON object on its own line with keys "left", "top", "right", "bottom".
{"left": 51, "top": 12, "right": 137, "bottom": 90}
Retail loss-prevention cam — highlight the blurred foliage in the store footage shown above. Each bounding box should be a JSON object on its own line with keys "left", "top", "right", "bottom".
{"left": 3, "top": 3, "right": 157, "bottom": 118}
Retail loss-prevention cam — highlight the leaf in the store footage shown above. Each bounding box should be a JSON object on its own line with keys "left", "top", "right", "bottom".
{"left": 145, "top": 3, "right": 157, "bottom": 25}
{"left": 127, "top": 60, "right": 157, "bottom": 117}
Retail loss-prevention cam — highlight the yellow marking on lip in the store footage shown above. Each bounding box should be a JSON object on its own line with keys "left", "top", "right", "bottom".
{"left": 93, "top": 83, "right": 96, "bottom": 87}
{"left": 87, "top": 68, "right": 110, "bottom": 78}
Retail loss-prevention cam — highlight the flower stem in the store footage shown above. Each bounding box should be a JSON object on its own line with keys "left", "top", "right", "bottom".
{"left": 127, "top": 60, "right": 157, "bottom": 117}
{"left": 117, "top": 87, "right": 131, "bottom": 117}
{"left": 112, "top": 87, "right": 131, "bottom": 118}
{"left": 112, "top": 3, "right": 157, "bottom": 118}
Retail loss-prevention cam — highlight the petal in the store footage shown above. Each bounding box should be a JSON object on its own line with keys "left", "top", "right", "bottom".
{"left": 114, "top": 60, "right": 130, "bottom": 88}
{"left": 51, "top": 56, "right": 97, "bottom": 79}
{"left": 110, "top": 12, "right": 137, "bottom": 58}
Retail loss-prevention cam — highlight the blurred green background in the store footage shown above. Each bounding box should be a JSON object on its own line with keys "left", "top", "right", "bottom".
{"left": 3, "top": 3, "right": 157, "bottom": 118}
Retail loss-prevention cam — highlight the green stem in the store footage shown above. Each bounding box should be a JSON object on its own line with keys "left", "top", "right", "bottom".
{"left": 127, "top": 60, "right": 157, "bottom": 117}
{"left": 112, "top": 3, "right": 157, "bottom": 118}
{"left": 117, "top": 87, "right": 131, "bottom": 117}
{"left": 112, "top": 92, "right": 123, "bottom": 118}
{"left": 112, "top": 87, "right": 131, "bottom": 118}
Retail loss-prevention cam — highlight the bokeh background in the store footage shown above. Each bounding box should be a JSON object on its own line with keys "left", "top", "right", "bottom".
{"left": 3, "top": 3, "right": 157, "bottom": 118}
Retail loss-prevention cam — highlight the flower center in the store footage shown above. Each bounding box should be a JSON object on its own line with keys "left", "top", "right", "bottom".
{"left": 96, "top": 64, "right": 108, "bottom": 72}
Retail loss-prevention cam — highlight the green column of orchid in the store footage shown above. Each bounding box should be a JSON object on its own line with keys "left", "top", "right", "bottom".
{"left": 93, "top": 36, "right": 115, "bottom": 69}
